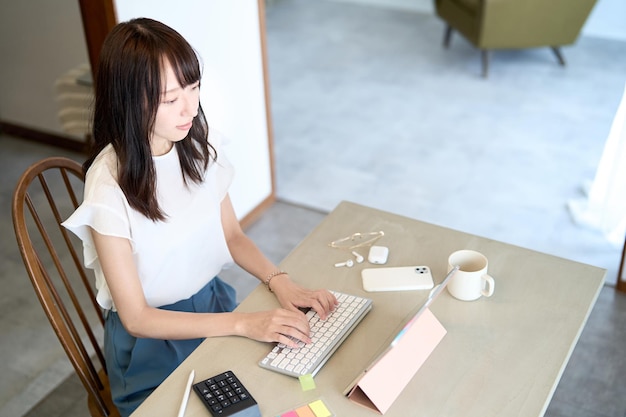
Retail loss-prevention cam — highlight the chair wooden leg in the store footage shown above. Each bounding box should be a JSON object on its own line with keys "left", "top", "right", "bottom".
{"left": 617, "top": 235, "right": 626, "bottom": 292}
{"left": 481, "top": 50, "right": 489, "bottom": 78}
{"left": 551, "top": 46, "right": 566, "bottom": 66}
{"left": 443, "top": 25, "right": 453, "bottom": 48}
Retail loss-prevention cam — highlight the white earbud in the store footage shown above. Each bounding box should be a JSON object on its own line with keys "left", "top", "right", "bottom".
{"left": 352, "top": 251, "right": 364, "bottom": 263}
{"left": 334, "top": 259, "right": 355, "bottom": 268}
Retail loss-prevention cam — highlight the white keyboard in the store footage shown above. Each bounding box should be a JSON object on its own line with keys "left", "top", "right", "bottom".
{"left": 259, "top": 291, "right": 372, "bottom": 377}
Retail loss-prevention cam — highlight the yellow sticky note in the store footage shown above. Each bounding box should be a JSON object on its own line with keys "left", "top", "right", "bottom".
{"left": 308, "top": 399, "right": 332, "bottom": 417}
{"left": 298, "top": 374, "right": 316, "bottom": 391}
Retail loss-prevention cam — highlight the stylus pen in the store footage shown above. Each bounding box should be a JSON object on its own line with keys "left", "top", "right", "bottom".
{"left": 177, "top": 369, "right": 195, "bottom": 417}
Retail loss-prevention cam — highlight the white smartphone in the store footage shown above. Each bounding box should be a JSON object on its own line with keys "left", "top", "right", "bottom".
{"left": 362, "top": 266, "right": 434, "bottom": 292}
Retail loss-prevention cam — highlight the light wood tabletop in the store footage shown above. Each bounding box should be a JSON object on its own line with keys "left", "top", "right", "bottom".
{"left": 132, "top": 201, "right": 605, "bottom": 417}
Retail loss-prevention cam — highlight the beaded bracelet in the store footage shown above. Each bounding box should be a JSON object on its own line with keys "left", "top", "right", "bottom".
{"left": 264, "top": 270, "right": 288, "bottom": 292}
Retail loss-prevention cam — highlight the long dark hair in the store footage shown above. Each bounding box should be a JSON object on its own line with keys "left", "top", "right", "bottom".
{"left": 85, "top": 17, "right": 216, "bottom": 221}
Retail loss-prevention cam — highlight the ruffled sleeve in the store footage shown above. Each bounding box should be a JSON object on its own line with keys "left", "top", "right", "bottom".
{"left": 61, "top": 146, "right": 132, "bottom": 309}
{"left": 63, "top": 197, "right": 132, "bottom": 267}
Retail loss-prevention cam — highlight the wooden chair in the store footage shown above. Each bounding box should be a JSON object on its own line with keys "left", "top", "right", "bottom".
{"left": 12, "top": 157, "right": 120, "bottom": 417}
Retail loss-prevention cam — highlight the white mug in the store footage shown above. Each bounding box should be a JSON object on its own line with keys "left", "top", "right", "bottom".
{"left": 447, "top": 250, "right": 495, "bottom": 301}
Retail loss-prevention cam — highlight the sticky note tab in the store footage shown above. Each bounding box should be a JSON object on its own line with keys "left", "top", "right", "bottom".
{"left": 280, "top": 411, "right": 298, "bottom": 417}
{"left": 298, "top": 374, "right": 316, "bottom": 391}
{"left": 308, "top": 400, "right": 332, "bottom": 417}
{"left": 295, "top": 405, "right": 316, "bottom": 417}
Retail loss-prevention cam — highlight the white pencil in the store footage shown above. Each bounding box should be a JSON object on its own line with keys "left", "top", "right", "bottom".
{"left": 177, "top": 369, "right": 195, "bottom": 417}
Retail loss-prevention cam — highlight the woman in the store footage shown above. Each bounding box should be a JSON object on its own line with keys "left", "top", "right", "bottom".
{"left": 63, "top": 17, "right": 336, "bottom": 416}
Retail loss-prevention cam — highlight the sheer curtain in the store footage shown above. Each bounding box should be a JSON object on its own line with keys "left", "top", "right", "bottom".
{"left": 568, "top": 82, "right": 626, "bottom": 247}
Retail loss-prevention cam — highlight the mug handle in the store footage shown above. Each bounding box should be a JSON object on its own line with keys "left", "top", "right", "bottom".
{"left": 481, "top": 274, "right": 495, "bottom": 297}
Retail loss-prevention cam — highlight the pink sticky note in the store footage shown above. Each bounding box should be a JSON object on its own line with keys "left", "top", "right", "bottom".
{"left": 280, "top": 411, "right": 299, "bottom": 417}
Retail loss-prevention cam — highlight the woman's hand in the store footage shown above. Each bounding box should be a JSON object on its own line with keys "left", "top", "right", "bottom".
{"left": 269, "top": 274, "right": 338, "bottom": 320}
{"left": 237, "top": 309, "right": 312, "bottom": 348}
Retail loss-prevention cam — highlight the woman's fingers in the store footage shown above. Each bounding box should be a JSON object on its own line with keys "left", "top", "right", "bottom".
{"left": 240, "top": 289, "right": 341, "bottom": 346}
{"left": 243, "top": 309, "right": 311, "bottom": 346}
{"left": 275, "top": 325, "right": 310, "bottom": 348}
{"left": 307, "top": 289, "right": 338, "bottom": 320}
{"left": 275, "top": 314, "right": 312, "bottom": 346}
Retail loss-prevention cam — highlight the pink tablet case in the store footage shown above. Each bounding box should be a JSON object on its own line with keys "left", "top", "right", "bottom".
{"left": 347, "top": 308, "right": 446, "bottom": 414}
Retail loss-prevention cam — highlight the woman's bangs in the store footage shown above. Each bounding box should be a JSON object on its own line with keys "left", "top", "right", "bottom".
{"left": 166, "top": 46, "right": 201, "bottom": 88}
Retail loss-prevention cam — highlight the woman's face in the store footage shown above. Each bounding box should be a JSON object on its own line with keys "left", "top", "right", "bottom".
{"left": 150, "top": 60, "right": 200, "bottom": 156}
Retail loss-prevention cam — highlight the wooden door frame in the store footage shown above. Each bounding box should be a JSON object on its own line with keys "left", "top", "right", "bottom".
{"left": 78, "top": 0, "right": 117, "bottom": 78}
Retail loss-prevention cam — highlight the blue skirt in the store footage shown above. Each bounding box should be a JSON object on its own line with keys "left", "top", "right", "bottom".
{"left": 104, "top": 277, "right": 237, "bottom": 417}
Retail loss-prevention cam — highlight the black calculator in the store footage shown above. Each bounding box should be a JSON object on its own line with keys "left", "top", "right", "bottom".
{"left": 192, "top": 370, "right": 261, "bottom": 417}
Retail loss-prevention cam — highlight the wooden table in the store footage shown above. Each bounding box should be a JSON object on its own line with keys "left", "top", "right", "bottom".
{"left": 132, "top": 201, "right": 605, "bottom": 417}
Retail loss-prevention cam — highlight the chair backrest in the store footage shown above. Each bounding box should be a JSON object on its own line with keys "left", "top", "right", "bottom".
{"left": 12, "top": 157, "right": 119, "bottom": 417}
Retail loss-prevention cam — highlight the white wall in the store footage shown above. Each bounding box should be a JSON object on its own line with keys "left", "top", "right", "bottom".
{"left": 114, "top": 0, "right": 273, "bottom": 220}
{"left": 583, "top": 0, "right": 626, "bottom": 41}
{"left": 328, "top": 0, "right": 626, "bottom": 41}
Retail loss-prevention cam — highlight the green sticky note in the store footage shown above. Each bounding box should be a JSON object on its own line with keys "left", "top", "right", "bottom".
{"left": 308, "top": 399, "right": 332, "bottom": 417}
{"left": 298, "top": 374, "right": 316, "bottom": 391}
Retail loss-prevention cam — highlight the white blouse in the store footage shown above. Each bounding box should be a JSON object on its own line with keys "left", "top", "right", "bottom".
{"left": 63, "top": 132, "right": 235, "bottom": 310}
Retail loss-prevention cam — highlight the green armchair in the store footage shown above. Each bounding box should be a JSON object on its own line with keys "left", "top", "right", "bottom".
{"left": 434, "top": 0, "right": 598, "bottom": 77}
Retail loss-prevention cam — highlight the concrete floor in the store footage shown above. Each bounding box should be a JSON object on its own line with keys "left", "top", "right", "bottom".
{"left": 2, "top": 0, "right": 626, "bottom": 416}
